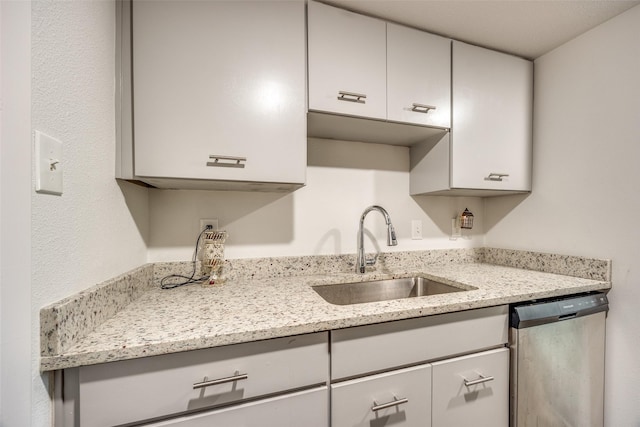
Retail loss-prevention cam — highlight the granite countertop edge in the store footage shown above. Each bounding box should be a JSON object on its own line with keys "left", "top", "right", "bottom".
{"left": 40, "top": 262, "right": 611, "bottom": 372}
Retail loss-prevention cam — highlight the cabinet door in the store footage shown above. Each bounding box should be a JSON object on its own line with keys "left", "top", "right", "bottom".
{"left": 451, "top": 41, "right": 532, "bottom": 191}
{"left": 431, "top": 348, "right": 509, "bottom": 427}
{"left": 132, "top": 1, "right": 306, "bottom": 185}
{"left": 144, "top": 387, "right": 328, "bottom": 427}
{"left": 307, "top": 1, "right": 386, "bottom": 120}
{"left": 387, "top": 24, "right": 451, "bottom": 128}
{"left": 331, "top": 365, "right": 432, "bottom": 427}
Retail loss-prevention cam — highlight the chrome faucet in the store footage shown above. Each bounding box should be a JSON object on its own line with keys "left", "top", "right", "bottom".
{"left": 356, "top": 205, "right": 398, "bottom": 273}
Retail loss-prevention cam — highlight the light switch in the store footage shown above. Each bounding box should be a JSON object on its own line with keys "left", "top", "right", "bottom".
{"left": 35, "top": 131, "right": 63, "bottom": 195}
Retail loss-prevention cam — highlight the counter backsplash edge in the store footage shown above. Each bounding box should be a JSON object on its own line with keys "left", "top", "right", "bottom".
{"left": 153, "top": 247, "right": 610, "bottom": 284}
{"left": 40, "top": 264, "right": 154, "bottom": 359}
{"left": 482, "top": 247, "right": 611, "bottom": 281}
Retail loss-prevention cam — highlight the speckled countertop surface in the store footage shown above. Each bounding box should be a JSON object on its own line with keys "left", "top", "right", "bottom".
{"left": 40, "top": 251, "right": 611, "bottom": 371}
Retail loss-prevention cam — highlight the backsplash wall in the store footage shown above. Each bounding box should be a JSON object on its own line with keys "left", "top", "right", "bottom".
{"left": 147, "top": 138, "right": 485, "bottom": 262}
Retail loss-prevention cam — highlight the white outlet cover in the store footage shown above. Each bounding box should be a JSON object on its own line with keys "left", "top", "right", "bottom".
{"left": 200, "top": 218, "right": 219, "bottom": 231}
{"left": 411, "top": 219, "right": 423, "bottom": 240}
{"left": 35, "top": 131, "right": 63, "bottom": 195}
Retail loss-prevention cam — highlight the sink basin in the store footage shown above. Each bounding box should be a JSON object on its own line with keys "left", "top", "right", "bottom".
{"left": 312, "top": 276, "right": 467, "bottom": 305}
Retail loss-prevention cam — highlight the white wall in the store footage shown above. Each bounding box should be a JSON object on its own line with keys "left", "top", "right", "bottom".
{"left": 1, "top": 2, "right": 32, "bottom": 426}
{"left": 148, "top": 138, "right": 484, "bottom": 262}
{"left": 484, "top": 5, "right": 640, "bottom": 425}
{"left": 29, "top": 1, "right": 149, "bottom": 425}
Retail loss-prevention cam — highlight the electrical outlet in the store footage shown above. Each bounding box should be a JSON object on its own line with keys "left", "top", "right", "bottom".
{"left": 411, "top": 220, "right": 422, "bottom": 240}
{"left": 199, "top": 218, "right": 218, "bottom": 231}
{"left": 450, "top": 218, "right": 462, "bottom": 240}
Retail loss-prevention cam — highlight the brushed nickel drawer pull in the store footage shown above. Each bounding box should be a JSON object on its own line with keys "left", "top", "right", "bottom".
{"left": 485, "top": 172, "right": 509, "bottom": 181}
{"left": 207, "top": 155, "right": 246, "bottom": 168}
{"left": 371, "top": 396, "right": 409, "bottom": 412}
{"left": 463, "top": 374, "right": 494, "bottom": 387}
{"left": 411, "top": 103, "right": 436, "bottom": 113}
{"left": 338, "top": 91, "right": 366, "bottom": 104}
{"left": 193, "top": 373, "right": 248, "bottom": 389}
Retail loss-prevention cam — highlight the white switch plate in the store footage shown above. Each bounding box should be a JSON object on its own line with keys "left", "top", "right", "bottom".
{"left": 35, "top": 131, "right": 63, "bottom": 195}
{"left": 411, "top": 219, "right": 422, "bottom": 240}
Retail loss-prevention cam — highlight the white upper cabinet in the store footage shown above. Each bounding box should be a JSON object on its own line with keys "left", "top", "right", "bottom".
{"left": 125, "top": 1, "right": 306, "bottom": 190}
{"left": 307, "top": 0, "right": 386, "bottom": 120}
{"left": 450, "top": 41, "right": 533, "bottom": 192}
{"left": 410, "top": 41, "right": 533, "bottom": 196}
{"left": 387, "top": 23, "right": 451, "bottom": 128}
{"left": 307, "top": 1, "right": 451, "bottom": 145}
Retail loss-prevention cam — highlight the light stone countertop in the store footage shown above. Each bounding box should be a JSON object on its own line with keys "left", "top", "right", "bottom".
{"left": 40, "top": 259, "right": 610, "bottom": 371}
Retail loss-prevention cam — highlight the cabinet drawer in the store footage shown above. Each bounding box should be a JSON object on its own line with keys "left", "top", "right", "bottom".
{"left": 331, "top": 365, "right": 431, "bottom": 427}
{"left": 331, "top": 306, "right": 507, "bottom": 379}
{"left": 76, "top": 333, "right": 328, "bottom": 427}
{"left": 143, "top": 386, "right": 328, "bottom": 427}
{"left": 431, "top": 348, "right": 509, "bottom": 427}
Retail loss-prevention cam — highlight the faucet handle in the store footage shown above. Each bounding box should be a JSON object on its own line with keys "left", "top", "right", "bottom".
{"left": 365, "top": 254, "right": 378, "bottom": 267}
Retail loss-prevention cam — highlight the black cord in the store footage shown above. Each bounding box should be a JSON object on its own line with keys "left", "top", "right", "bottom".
{"left": 160, "top": 227, "right": 211, "bottom": 290}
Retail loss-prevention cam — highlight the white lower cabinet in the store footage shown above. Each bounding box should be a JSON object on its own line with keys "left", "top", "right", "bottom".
{"left": 329, "top": 306, "right": 509, "bottom": 427}
{"left": 55, "top": 308, "right": 510, "bottom": 427}
{"left": 329, "top": 348, "right": 508, "bottom": 427}
{"left": 143, "top": 387, "right": 328, "bottom": 427}
{"left": 431, "top": 348, "right": 509, "bottom": 427}
{"left": 331, "top": 365, "right": 432, "bottom": 427}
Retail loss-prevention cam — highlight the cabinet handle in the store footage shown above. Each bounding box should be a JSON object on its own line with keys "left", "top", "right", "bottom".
{"left": 411, "top": 103, "right": 436, "bottom": 114}
{"left": 463, "top": 374, "right": 495, "bottom": 387}
{"left": 485, "top": 173, "right": 509, "bottom": 182}
{"left": 371, "top": 396, "right": 409, "bottom": 412}
{"left": 207, "top": 155, "right": 246, "bottom": 168}
{"left": 193, "top": 373, "right": 248, "bottom": 389}
{"left": 337, "top": 91, "right": 366, "bottom": 104}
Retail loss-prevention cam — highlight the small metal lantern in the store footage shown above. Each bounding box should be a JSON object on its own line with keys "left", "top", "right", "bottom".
{"left": 460, "top": 208, "right": 474, "bottom": 230}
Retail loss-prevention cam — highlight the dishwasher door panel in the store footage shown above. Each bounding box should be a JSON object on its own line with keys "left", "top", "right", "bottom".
{"left": 510, "top": 311, "right": 606, "bottom": 427}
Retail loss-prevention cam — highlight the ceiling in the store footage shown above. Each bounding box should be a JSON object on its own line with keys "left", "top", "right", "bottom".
{"left": 323, "top": 0, "right": 640, "bottom": 59}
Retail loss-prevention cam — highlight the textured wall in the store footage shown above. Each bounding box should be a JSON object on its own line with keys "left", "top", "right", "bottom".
{"left": 31, "top": 1, "right": 148, "bottom": 424}
{"left": 1, "top": 2, "right": 32, "bottom": 426}
{"left": 148, "top": 138, "right": 485, "bottom": 262}
{"left": 484, "top": 5, "right": 640, "bottom": 425}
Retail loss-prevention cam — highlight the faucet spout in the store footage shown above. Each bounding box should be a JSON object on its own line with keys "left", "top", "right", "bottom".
{"left": 357, "top": 205, "right": 398, "bottom": 274}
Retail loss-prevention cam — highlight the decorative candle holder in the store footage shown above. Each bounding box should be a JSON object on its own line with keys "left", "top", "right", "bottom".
{"left": 202, "top": 230, "right": 227, "bottom": 286}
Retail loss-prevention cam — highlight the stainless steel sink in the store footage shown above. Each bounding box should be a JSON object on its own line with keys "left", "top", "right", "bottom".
{"left": 312, "top": 276, "right": 467, "bottom": 305}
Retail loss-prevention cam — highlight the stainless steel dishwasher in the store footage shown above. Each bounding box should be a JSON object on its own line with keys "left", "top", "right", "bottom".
{"left": 510, "top": 292, "right": 609, "bottom": 427}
